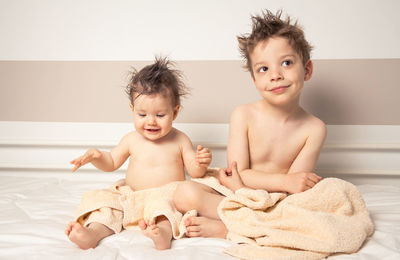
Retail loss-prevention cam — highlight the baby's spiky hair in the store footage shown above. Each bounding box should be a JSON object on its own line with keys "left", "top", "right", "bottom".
{"left": 126, "top": 56, "right": 189, "bottom": 107}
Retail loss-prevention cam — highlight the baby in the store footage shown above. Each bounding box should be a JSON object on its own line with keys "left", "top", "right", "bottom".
{"left": 65, "top": 57, "right": 212, "bottom": 250}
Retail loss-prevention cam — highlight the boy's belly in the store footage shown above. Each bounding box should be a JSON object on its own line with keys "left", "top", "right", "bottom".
{"left": 251, "top": 161, "right": 289, "bottom": 174}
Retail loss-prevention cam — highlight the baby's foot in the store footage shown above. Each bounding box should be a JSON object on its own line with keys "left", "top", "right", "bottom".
{"left": 65, "top": 221, "right": 100, "bottom": 249}
{"left": 139, "top": 218, "right": 172, "bottom": 250}
{"left": 185, "top": 216, "right": 227, "bottom": 238}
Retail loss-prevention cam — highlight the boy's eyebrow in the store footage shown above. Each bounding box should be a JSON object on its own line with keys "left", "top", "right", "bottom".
{"left": 253, "top": 54, "right": 298, "bottom": 67}
{"left": 281, "top": 54, "right": 297, "bottom": 60}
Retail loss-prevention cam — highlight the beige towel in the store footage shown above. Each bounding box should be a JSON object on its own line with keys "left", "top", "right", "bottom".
{"left": 75, "top": 179, "right": 196, "bottom": 239}
{"left": 211, "top": 177, "right": 374, "bottom": 260}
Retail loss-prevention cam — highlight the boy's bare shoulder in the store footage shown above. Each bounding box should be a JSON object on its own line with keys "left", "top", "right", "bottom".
{"left": 231, "top": 102, "right": 258, "bottom": 121}
{"left": 303, "top": 113, "right": 327, "bottom": 137}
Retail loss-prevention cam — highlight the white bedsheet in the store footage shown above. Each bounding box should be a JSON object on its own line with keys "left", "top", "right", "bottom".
{"left": 0, "top": 172, "right": 399, "bottom": 260}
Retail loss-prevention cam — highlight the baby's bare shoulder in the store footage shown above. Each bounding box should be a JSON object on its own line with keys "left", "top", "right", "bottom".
{"left": 119, "top": 131, "right": 141, "bottom": 143}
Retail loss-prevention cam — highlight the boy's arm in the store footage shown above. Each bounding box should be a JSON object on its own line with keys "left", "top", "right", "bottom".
{"left": 181, "top": 133, "right": 211, "bottom": 178}
{"left": 284, "top": 120, "right": 326, "bottom": 193}
{"left": 226, "top": 107, "right": 326, "bottom": 193}
{"left": 238, "top": 122, "right": 326, "bottom": 193}
{"left": 239, "top": 122, "right": 326, "bottom": 193}
{"left": 71, "top": 133, "right": 131, "bottom": 172}
{"left": 225, "top": 106, "right": 285, "bottom": 191}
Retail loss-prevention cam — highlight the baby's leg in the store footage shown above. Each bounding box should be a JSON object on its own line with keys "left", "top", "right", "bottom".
{"left": 174, "top": 181, "right": 223, "bottom": 219}
{"left": 65, "top": 221, "right": 114, "bottom": 249}
{"left": 139, "top": 216, "right": 173, "bottom": 250}
{"left": 173, "top": 181, "right": 228, "bottom": 238}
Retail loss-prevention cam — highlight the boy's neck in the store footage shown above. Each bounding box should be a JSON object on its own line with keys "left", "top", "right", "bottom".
{"left": 259, "top": 99, "right": 303, "bottom": 122}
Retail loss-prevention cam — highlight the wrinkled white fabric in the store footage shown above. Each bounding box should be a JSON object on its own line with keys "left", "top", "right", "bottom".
{"left": 0, "top": 172, "right": 399, "bottom": 260}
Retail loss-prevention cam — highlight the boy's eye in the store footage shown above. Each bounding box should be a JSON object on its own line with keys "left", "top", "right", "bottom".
{"left": 156, "top": 114, "right": 165, "bottom": 118}
{"left": 258, "top": 66, "right": 268, "bottom": 73}
{"left": 138, "top": 113, "right": 146, "bottom": 117}
{"left": 282, "top": 60, "right": 292, "bottom": 66}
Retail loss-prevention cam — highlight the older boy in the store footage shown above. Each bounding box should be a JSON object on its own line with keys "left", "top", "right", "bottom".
{"left": 173, "top": 10, "right": 326, "bottom": 238}
{"left": 65, "top": 57, "right": 212, "bottom": 250}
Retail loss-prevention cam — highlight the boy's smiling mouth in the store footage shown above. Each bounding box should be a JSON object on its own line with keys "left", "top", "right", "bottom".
{"left": 269, "top": 85, "right": 289, "bottom": 94}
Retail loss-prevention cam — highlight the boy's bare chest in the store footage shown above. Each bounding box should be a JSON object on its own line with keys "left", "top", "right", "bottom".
{"left": 248, "top": 123, "right": 307, "bottom": 167}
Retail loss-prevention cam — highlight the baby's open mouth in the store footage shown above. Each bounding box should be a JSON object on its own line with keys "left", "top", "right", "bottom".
{"left": 146, "top": 129, "right": 160, "bottom": 132}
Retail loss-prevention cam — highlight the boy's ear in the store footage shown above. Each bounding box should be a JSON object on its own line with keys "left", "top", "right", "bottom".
{"left": 173, "top": 105, "right": 180, "bottom": 120}
{"left": 304, "top": 60, "right": 313, "bottom": 81}
{"left": 129, "top": 103, "right": 134, "bottom": 111}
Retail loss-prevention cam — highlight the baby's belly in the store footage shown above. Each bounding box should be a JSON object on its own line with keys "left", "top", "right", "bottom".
{"left": 125, "top": 168, "right": 186, "bottom": 191}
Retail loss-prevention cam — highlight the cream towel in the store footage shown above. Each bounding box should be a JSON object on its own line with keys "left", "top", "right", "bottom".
{"left": 211, "top": 177, "right": 375, "bottom": 260}
{"left": 75, "top": 179, "right": 196, "bottom": 239}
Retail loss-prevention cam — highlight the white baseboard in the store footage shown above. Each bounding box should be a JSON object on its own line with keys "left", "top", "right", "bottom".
{"left": 0, "top": 121, "right": 399, "bottom": 184}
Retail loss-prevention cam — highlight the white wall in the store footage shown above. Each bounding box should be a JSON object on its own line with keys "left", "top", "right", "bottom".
{"left": 0, "top": 0, "right": 399, "bottom": 60}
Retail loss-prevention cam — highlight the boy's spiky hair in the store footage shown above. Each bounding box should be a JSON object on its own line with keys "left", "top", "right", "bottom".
{"left": 125, "top": 56, "right": 188, "bottom": 107}
{"left": 238, "top": 10, "right": 313, "bottom": 76}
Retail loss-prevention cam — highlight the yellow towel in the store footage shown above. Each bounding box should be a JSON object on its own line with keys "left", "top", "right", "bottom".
{"left": 75, "top": 179, "right": 196, "bottom": 239}
{"left": 212, "top": 177, "right": 374, "bottom": 260}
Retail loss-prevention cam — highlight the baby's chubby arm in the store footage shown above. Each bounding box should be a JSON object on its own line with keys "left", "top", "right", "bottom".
{"left": 180, "top": 132, "right": 212, "bottom": 178}
{"left": 70, "top": 133, "right": 131, "bottom": 172}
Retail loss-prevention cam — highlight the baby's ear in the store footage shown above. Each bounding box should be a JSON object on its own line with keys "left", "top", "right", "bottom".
{"left": 129, "top": 103, "right": 134, "bottom": 111}
{"left": 173, "top": 105, "right": 180, "bottom": 120}
{"left": 304, "top": 60, "right": 313, "bottom": 81}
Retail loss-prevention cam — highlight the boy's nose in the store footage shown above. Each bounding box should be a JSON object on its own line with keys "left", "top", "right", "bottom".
{"left": 269, "top": 69, "right": 283, "bottom": 81}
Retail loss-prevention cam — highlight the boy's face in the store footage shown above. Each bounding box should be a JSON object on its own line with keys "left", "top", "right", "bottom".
{"left": 130, "top": 93, "right": 179, "bottom": 142}
{"left": 250, "top": 37, "right": 312, "bottom": 107}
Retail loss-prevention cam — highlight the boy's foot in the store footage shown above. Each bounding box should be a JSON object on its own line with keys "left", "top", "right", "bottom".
{"left": 184, "top": 216, "right": 228, "bottom": 238}
{"left": 65, "top": 221, "right": 113, "bottom": 250}
{"left": 139, "top": 218, "right": 172, "bottom": 250}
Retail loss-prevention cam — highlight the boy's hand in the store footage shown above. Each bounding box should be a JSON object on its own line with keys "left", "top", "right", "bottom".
{"left": 70, "top": 148, "right": 102, "bottom": 172}
{"left": 195, "top": 145, "right": 212, "bottom": 168}
{"left": 285, "top": 172, "right": 322, "bottom": 194}
{"left": 218, "top": 161, "right": 245, "bottom": 192}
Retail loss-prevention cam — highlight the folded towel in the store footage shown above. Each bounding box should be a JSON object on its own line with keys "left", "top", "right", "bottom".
{"left": 214, "top": 177, "right": 374, "bottom": 260}
{"left": 75, "top": 179, "right": 196, "bottom": 239}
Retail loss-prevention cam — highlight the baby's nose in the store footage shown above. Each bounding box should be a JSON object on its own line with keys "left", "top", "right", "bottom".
{"left": 147, "top": 116, "right": 157, "bottom": 124}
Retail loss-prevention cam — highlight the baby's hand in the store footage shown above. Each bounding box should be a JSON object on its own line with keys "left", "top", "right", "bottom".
{"left": 285, "top": 172, "right": 322, "bottom": 194}
{"left": 195, "top": 145, "right": 212, "bottom": 168}
{"left": 70, "top": 148, "right": 102, "bottom": 172}
{"left": 218, "top": 161, "right": 245, "bottom": 192}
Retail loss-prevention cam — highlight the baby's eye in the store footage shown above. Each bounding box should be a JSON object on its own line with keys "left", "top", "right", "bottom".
{"left": 258, "top": 66, "right": 268, "bottom": 73}
{"left": 282, "top": 60, "right": 292, "bottom": 67}
{"left": 156, "top": 114, "right": 165, "bottom": 118}
{"left": 138, "top": 113, "right": 146, "bottom": 117}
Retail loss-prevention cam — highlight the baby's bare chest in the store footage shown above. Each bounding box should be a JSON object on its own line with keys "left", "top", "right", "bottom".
{"left": 131, "top": 144, "right": 182, "bottom": 165}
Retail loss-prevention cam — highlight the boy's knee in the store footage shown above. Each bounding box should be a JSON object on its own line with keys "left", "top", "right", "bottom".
{"left": 173, "top": 181, "right": 201, "bottom": 212}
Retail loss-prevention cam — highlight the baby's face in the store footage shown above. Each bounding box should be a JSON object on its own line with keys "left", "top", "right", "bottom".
{"left": 131, "top": 93, "right": 179, "bottom": 141}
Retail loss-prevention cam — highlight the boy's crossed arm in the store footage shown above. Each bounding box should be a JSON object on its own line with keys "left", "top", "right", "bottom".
{"left": 224, "top": 108, "right": 326, "bottom": 194}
